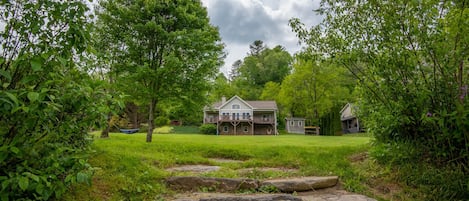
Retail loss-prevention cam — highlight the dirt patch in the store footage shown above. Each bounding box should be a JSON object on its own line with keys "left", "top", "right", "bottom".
{"left": 348, "top": 152, "right": 368, "bottom": 162}
{"left": 167, "top": 165, "right": 221, "bottom": 173}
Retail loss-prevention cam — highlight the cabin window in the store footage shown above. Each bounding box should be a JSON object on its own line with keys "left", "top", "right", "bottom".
{"left": 263, "top": 114, "right": 269, "bottom": 121}
{"left": 298, "top": 121, "right": 302, "bottom": 126}
{"left": 223, "top": 126, "right": 228, "bottom": 132}
{"left": 232, "top": 104, "right": 240, "bottom": 109}
{"left": 290, "top": 121, "right": 294, "bottom": 126}
{"left": 242, "top": 113, "right": 246, "bottom": 119}
{"left": 236, "top": 113, "right": 240, "bottom": 120}
{"left": 243, "top": 126, "right": 248, "bottom": 132}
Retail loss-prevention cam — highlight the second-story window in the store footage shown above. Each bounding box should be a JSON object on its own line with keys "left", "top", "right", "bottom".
{"left": 232, "top": 104, "right": 240, "bottom": 109}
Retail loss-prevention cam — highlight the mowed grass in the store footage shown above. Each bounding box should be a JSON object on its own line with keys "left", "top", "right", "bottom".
{"left": 65, "top": 133, "right": 371, "bottom": 200}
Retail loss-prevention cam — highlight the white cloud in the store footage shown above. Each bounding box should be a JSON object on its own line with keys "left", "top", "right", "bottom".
{"left": 201, "top": 0, "right": 322, "bottom": 75}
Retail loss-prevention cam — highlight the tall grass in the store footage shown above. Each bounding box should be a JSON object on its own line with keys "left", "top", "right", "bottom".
{"left": 64, "top": 133, "right": 371, "bottom": 200}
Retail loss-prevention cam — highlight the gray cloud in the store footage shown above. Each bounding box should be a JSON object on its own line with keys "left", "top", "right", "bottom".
{"left": 202, "top": 0, "right": 322, "bottom": 74}
{"left": 209, "top": 0, "right": 283, "bottom": 44}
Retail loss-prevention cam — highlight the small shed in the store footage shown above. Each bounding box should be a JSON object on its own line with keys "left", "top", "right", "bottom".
{"left": 340, "top": 103, "right": 361, "bottom": 133}
{"left": 285, "top": 117, "right": 305, "bottom": 134}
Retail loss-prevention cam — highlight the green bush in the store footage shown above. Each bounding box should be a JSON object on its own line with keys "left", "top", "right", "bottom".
{"left": 154, "top": 116, "right": 170, "bottom": 127}
{"left": 0, "top": 2, "right": 108, "bottom": 200}
{"left": 199, "top": 124, "right": 217, "bottom": 135}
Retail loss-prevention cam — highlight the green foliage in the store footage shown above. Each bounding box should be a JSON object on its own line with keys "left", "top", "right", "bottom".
{"left": 154, "top": 116, "right": 170, "bottom": 127}
{"left": 229, "top": 42, "right": 292, "bottom": 100}
{"left": 0, "top": 1, "right": 107, "bottom": 200}
{"left": 96, "top": 0, "right": 225, "bottom": 142}
{"left": 199, "top": 124, "right": 217, "bottom": 135}
{"left": 291, "top": 0, "right": 469, "bottom": 199}
{"left": 279, "top": 57, "right": 350, "bottom": 124}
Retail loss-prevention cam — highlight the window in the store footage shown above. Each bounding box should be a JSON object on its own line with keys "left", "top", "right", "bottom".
{"left": 298, "top": 121, "right": 302, "bottom": 126}
{"left": 223, "top": 126, "right": 228, "bottom": 132}
{"left": 242, "top": 113, "right": 246, "bottom": 119}
{"left": 232, "top": 104, "right": 240, "bottom": 109}
{"left": 243, "top": 126, "right": 248, "bottom": 132}
{"left": 290, "top": 121, "right": 294, "bottom": 126}
{"left": 236, "top": 113, "right": 239, "bottom": 120}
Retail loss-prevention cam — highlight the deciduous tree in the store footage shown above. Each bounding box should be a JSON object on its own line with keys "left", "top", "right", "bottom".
{"left": 97, "top": 0, "right": 224, "bottom": 142}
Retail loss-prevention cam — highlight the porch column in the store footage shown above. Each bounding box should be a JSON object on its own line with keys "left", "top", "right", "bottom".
{"left": 356, "top": 117, "right": 360, "bottom": 132}
{"left": 274, "top": 110, "right": 278, "bottom": 135}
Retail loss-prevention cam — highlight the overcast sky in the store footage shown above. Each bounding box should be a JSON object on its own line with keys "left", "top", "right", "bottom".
{"left": 200, "top": 0, "right": 322, "bottom": 75}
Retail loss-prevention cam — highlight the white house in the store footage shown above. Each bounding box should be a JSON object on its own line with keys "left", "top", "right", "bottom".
{"left": 204, "top": 96, "right": 278, "bottom": 135}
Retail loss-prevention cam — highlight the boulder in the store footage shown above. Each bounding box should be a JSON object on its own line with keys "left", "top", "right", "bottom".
{"left": 167, "top": 176, "right": 259, "bottom": 192}
{"left": 260, "top": 176, "right": 338, "bottom": 192}
{"left": 199, "top": 194, "right": 302, "bottom": 201}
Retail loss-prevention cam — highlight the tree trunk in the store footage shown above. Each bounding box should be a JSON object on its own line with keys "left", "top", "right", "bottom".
{"left": 146, "top": 99, "right": 157, "bottom": 142}
{"left": 101, "top": 112, "right": 112, "bottom": 138}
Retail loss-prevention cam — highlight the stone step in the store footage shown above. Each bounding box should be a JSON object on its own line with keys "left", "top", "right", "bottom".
{"left": 166, "top": 176, "right": 338, "bottom": 193}
{"left": 167, "top": 176, "right": 259, "bottom": 192}
{"left": 173, "top": 192, "right": 377, "bottom": 201}
{"left": 261, "top": 176, "right": 338, "bottom": 192}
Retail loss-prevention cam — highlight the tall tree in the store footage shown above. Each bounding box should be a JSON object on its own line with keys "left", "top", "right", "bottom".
{"left": 279, "top": 56, "right": 349, "bottom": 125}
{"left": 97, "top": 0, "right": 224, "bottom": 142}
{"left": 228, "top": 59, "right": 242, "bottom": 81}
{"left": 249, "top": 40, "right": 266, "bottom": 56}
{"left": 233, "top": 43, "right": 292, "bottom": 100}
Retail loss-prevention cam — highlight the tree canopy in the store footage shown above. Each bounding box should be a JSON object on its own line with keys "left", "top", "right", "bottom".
{"left": 290, "top": 0, "right": 469, "bottom": 199}
{"left": 96, "top": 0, "right": 224, "bottom": 142}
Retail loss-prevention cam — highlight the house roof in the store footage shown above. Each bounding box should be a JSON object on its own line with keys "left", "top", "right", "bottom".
{"left": 246, "top": 101, "right": 277, "bottom": 110}
{"left": 204, "top": 96, "right": 277, "bottom": 111}
{"left": 285, "top": 117, "right": 306, "bottom": 121}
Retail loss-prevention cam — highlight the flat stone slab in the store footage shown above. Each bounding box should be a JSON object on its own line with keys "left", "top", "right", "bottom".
{"left": 299, "top": 190, "right": 376, "bottom": 201}
{"left": 239, "top": 167, "right": 299, "bottom": 174}
{"left": 261, "top": 176, "right": 338, "bottom": 192}
{"left": 172, "top": 192, "right": 376, "bottom": 201}
{"left": 166, "top": 165, "right": 221, "bottom": 173}
{"left": 167, "top": 176, "right": 259, "bottom": 192}
{"left": 200, "top": 194, "right": 302, "bottom": 201}
{"left": 173, "top": 193, "right": 301, "bottom": 201}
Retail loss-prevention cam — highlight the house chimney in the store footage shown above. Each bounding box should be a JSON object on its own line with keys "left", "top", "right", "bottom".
{"left": 221, "top": 96, "right": 226, "bottom": 104}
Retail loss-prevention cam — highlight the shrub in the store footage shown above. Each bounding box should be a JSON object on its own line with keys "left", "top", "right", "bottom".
{"left": 199, "top": 124, "right": 217, "bottom": 135}
{"left": 154, "top": 116, "right": 170, "bottom": 127}
{"left": 0, "top": 2, "right": 108, "bottom": 200}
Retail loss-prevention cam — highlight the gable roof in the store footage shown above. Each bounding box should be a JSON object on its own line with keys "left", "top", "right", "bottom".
{"left": 218, "top": 95, "right": 253, "bottom": 110}
{"left": 204, "top": 96, "right": 277, "bottom": 111}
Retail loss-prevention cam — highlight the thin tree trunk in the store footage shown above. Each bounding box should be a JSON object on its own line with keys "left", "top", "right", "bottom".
{"left": 101, "top": 112, "right": 112, "bottom": 138}
{"left": 146, "top": 99, "right": 157, "bottom": 142}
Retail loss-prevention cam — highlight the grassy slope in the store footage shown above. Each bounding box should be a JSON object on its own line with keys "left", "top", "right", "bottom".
{"left": 64, "top": 133, "right": 371, "bottom": 200}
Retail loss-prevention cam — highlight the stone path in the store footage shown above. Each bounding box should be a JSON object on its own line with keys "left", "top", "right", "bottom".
{"left": 167, "top": 176, "right": 376, "bottom": 201}
{"left": 164, "top": 159, "right": 376, "bottom": 201}
{"left": 166, "top": 165, "right": 221, "bottom": 173}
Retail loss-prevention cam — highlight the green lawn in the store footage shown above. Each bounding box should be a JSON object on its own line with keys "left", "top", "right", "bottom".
{"left": 65, "top": 133, "right": 372, "bottom": 200}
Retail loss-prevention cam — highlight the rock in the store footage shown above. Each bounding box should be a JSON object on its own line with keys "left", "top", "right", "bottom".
{"left": 166, "top": 165, "right": 221, "bottom": 173}
{"left": 299, "top": 192, "right": 376, "bottom": 201}
{"left": 167, "top": 176, "right": 259, "bottom": 192}
{"left": 199, "top": 194, "right": 302, "bottom": 201}
{"left": 261, "top": 176, "right": 338, "bottom": 192}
